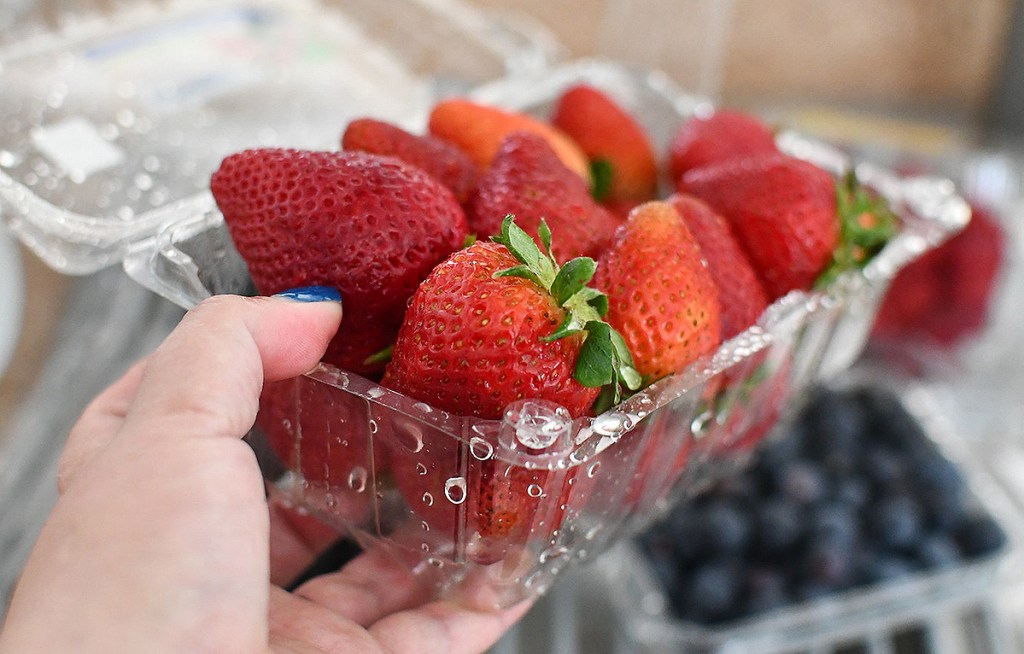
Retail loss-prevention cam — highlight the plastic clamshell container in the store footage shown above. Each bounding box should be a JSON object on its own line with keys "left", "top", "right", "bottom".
{"left": 0, "top": 0, "right": 552, "bottom": 273}
{"left": 120, "top": 59, "right": 972, "bottom": 607}
{"left": 599, "top": 371, "right": 1018, "bottom": 654}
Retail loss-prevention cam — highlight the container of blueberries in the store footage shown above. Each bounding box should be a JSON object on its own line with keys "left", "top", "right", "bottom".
{"left": 603, "top": 374, "right": 1017, "bottom": 654}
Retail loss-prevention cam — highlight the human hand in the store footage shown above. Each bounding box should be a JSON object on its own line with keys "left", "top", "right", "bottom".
{"left": 0, "top": 292, "right": 530, "bottom": 654}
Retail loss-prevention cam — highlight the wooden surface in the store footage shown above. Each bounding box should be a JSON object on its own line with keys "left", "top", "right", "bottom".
{"left": 465, "top": 0, "right": 1016, "bottom": 123}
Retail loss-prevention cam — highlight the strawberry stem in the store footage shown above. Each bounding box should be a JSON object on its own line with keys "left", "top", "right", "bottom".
{"left": 491, "top": 215, "right": 641, "bottom": 404}
{"left": 817, "top": 170, "right": 899, "bottom": 287}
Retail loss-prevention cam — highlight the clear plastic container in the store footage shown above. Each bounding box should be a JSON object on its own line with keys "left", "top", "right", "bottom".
{"left": 599, "top": 369, "right": 1021, "bottom": 654}
{"left": 121, "top": 60, "right": 970, "bottom": 607}
{"left": 0, "top": 0, "right": 554, "bottom": 273}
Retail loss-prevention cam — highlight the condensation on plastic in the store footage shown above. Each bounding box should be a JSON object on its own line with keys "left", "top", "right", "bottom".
{"left": 599, "top": 368, "right": 1024, "bottom": 654}
{"left": 119, "top": 60, "right": 971, "bottom": 608}
{"left": 0, "top": 0, "right": 556, "bottom": 274}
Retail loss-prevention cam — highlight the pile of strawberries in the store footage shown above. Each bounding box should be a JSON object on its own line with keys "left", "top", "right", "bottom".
{"left": 210, "top": 85, "right": 898, "bottom": 553}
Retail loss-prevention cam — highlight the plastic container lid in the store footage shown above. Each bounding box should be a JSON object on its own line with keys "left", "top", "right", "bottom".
{"left": 0, "top": 0, "right": 554, "bottom": 273}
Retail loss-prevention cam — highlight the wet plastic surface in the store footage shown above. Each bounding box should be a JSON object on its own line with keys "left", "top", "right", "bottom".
{"left": 121, "top": 60, "right": 970, "bottom": 607}
{"left": 0, "top": 0, "right": 549, "bottom": 273}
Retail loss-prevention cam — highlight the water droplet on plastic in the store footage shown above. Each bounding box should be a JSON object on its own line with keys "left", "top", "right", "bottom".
{"left": 690, "top": 409, "right": 713, "bottom": 435}
{"left": 539, "top": 546, "right": 569, "bottom": 563}
{"left": 427, "top": 558, "right": 444, "bottom": 568}
{"left": 469, "top": 437, "right": 493, "bottom": 460}
{"left": 593, "top": 412, "right": 631, "bottom": 436}
{"left": 585, "top": 525, "right": 602, "bottom": 540}
{"left": 396, "top": 426, "right": 424, "bottom": 453}
{"left": 116, "top": 108, "right": 136, "bottom": 128}
{"left": 413, "top": 402, "right": 433, "bottom": 414}
{"left": 444, "top": 477, "right": 467, "bottom": 505}
{"left": 367, "top": 387, "right": 385, "bottom": 399}
{"left": 415, "top": 462, "right": 428, "bottom": 476}
{"left": 421, "top": 521, "right": 430, "bottom": 532}
{"left": 527, "top": 484, "right": 543, "bottom": 498}
{"left": 324, "top": 493, "right": 337, "bottom": 509}
{"left": 134, "top": 173, "right": 153, "bottom": 191}
{"left": 508, "top": 400, "right": 571, "bottom": 450}
{"left": 422, "top": 492, "right": 434, "bottom": 506}
{"left": 586, "top": 462, "right": 601, "bottom": 478}
{"left": 347, "top": 466, "right": 368, "bottom": 492}
{"left": 0, "top": 150, "right": 21, "bottom": 168}
{"left": 368, "top": 420, "right": 378, "bottom": 434}
{"left": 142, "top": 155, "right": 161, "bottom": 172}
{"left": 421, "top": 543, "right": 430, "bottom": 552}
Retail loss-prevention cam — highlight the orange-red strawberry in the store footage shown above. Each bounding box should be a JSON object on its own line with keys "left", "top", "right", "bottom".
{"left": 382, "top": 218, "right": 638, "bottom": 418}
{"left": 470, "top": 131, "right": 623, "bottom": 262}
{"left": 341, "top": 117, "right": 479, "bottom": 206}
{"left": 668, "top": 109, "right": 778, "bottom": 182}
{"left": 679, "top": 153, "right": 840, "bottom": 300}
{"left": 668, "top": 193, "right": 769, "bottom": 339}
{"left": 428, "top": 98, "right": 591, "bottom": 180}
{"left": 211, "top": 148, "right": 468, "bottom": 375}
{"left": 594, "top": 201, "right": 722, "bottom": 381}
{"left": 551, "top": 84, "right": 658, "bottom": 202}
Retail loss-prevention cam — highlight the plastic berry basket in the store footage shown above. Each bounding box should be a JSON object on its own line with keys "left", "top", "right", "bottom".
{"left": 0, "top": 0, "right": 554, "bottom": 274}
{"left": 598, "top": 370, "right": 1020, "bottom": 654}
{"left": 117, "top": 59, "right": 971, "bottom": 607}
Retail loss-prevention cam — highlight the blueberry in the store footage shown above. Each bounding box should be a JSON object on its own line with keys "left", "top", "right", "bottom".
{"left": 803, "top": 534, "right": 855, "bottom": 588}
{"left": 916, "top": 533, "right": 961, "bottom": 569}
{"left": 678, "top": 560, "right": 742, "bottom": 623}
{"left": 755, "top": 434, "right": 803, "bottom": 480}
{"left": 810, "top": 501, "right": 859, "bottom": 547}
{"left": 743, "top": 568, "right": 790, "bottom": 616}
{"left": 956, "top": 513, "right": 1007, "bottom": 558}
{"left": 696, "top": 498, "right": 751, "bottom": 554}
{"left": 857, "top": 388, "right": 930, "bottom": 455}
{"left": 869, "top": 494, "right": 924, "bottom": 551}
{"left": 833, "top": 476, "right": 870, "bottom": 509}
{"left": 753, "top": 499, "right": 804, "bottom": 556}
{"left": 665, "top": 506, "right": 707, "bottom": 563}
{"left": 778, "top": 460, "right": 829, "bottom": 505}
{"left": 911, "top": 456, "right": 968, "bottom": 529}
{"left": 861, "top": 447, "right": 909, "bottom": 491}
{"left": 802, "top": 388, "right": 866, "bottom": 457}
{"left": 857, "top": 553, "right": 917, "bottom": 585}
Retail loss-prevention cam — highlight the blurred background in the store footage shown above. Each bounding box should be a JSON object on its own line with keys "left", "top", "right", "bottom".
{"left": 0, "top": 1, "right": 1022, "bottom": 653}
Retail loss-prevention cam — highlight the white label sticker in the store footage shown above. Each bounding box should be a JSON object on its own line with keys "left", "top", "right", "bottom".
{"left": 31, "top": 117, "right": 126, "bottom": 181}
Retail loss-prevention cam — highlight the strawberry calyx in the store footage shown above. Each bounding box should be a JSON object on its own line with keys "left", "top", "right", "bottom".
{"left": 491, "top": 215, "right": 642, "bottom": 406}
{"left": 817, "top": 170, "right": 899, "bottom": 287}
{"left": 589, "top": 158, "right": 615, "bottom": 202}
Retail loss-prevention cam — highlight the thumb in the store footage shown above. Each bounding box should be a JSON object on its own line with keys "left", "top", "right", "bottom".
{"left": 123, "top": 290, "right": 342, "bottom": 443}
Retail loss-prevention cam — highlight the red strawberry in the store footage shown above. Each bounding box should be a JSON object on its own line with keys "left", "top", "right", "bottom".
{"left": 667, "top": 109, "right": 778, "bottom": 182}
{"left": 382, "top": 218, "right": 640, "bottom": 556}
{"left": 428, "top": 98, "right": 591, "bottom": 181}
{"left": 211, "top": 148, "right": 468, "bottom": 375}
{"left": 667, "top": 193, "right": 769, "bottom": 339}
{"left": 341, "top": 117, "right": 480, "bottom": 206}
{"left": 872, "top": 202, "right": 1005, "bottom": 347}
{"left": 470, "top": 131, "right": 623, "bottom": 262}
{"left": 679, "top": 153, "right": 841, "bottom": 299}
{"left": 551, "top": 84, "right": 658, "bottom": 202}
{"left": 594, "top": 201, "right": 722, "bottom": 381}
{"left": 256, "top": 378, "right": 375, "bottom": 525}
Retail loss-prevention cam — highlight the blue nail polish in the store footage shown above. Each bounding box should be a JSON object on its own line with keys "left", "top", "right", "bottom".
{"left": 273, "top": 286, "right": 342, "bottom": 303}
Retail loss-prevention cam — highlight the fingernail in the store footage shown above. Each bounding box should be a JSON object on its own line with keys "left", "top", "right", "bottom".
{"left": 273, "top": 286, "right": 342, "bottom": 303}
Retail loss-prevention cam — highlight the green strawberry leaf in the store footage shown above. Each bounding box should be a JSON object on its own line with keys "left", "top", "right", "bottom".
{"left": 575, "top": 321, "right": 616, "bottom": 388}
{"left": 551, "top": 257, "right": 597, "bottom": 305}
{"left": 590, "top": 158, "right": 615, "bottom": 202}
{"left": 817, "top": 171, "right": 899, "bottom": 287}
{"left": 491, "top": 215, "right": 641, "bottom": 408}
